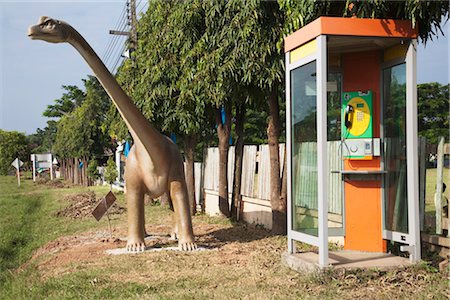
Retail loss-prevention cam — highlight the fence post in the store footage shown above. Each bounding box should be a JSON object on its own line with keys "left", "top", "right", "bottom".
{"left": 419, "top": 137, "right": 426, "bottom": 231}
{"left": 435, "top": 137, "right": 444, "bottom": 235}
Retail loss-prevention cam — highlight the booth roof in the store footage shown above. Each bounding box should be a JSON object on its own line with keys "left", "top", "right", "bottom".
{"left": 285, "top": 16, "right": 418, "bottom": 53}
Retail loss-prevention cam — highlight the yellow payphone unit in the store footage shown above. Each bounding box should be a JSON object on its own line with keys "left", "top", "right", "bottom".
{"left": 342, "top": 91, "right": 380, "bottom": 160}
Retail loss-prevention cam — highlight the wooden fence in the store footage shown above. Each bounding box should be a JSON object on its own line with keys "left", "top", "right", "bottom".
{"left": 204, "top": 141, "right": 342, "bottom": 214}
{"left": 204, "top": 144, "right": 287, "bottom": 200}
{"left": 198, "top": 138, "right": 447, "bottom": 235}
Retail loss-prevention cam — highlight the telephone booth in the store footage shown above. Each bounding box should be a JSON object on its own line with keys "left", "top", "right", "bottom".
{"left": 285, "top": 17, "right": 420, "bottom": 269}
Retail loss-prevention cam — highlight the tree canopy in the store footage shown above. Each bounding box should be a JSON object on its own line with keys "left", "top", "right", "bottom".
{"left": 418, "top": 82, "right": 449, "bottom": 144}
{"left": 53, "top": 76, "right": 111, "bottom": 160}
{"left": 0, "top": 130, "right": 28, "bottom": 175}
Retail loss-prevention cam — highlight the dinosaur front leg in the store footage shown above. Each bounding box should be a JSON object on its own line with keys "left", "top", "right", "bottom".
{"left": 170, "top": 180, "right": 197, "bottom": 251}
{"left": 170, "top": 213, "right": 178, "bottom": 241}
{"left": 126, "top": 184, "right": 146, "bottom": 252}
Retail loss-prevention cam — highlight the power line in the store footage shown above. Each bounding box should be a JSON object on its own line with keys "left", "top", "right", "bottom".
{"left": 111, "top": 43, "right": 128, "bottom": 74}
{"left": 105, "top": 0, "right": 140, "bottom": 73}
{"left": 102, "top": 12, "right": 129, "bottom": 66}
{"left": 101, "top": 3, "right": 128, "bottom": 61}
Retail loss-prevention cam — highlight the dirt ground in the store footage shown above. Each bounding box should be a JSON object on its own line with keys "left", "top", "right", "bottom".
{"left": 56, "top": 191, "right": 125, "bottom": 219}
{"left": 17, "top": 190, "right": 448, "bottom": 299}
{"left": 24, "top": 220, "right": 448, "bottom": 299}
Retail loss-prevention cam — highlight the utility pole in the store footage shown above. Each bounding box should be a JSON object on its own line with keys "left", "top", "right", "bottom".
{"left": 129, "top": 0, "right": 138, "bottom": 58}
{"left": 109, "top": 0, "right": 137, "bottom": 61}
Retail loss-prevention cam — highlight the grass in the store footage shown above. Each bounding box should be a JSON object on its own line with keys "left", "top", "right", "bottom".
{"left": 0, "top": 175, "right": 114, "bottom": 284}
{"left": 0, "top": 175, "right": 448, "bottom": 299}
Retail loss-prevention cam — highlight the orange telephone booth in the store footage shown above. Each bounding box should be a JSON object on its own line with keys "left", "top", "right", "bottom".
{"left": 285, "top": 17, "right": 421, "bottom": 268}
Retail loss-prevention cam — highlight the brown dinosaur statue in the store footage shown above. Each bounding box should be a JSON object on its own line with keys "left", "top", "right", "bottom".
{"left": 28, "top": 16, "right": 197, "bottom": 252}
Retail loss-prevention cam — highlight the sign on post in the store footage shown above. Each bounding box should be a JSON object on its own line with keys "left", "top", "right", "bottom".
{"left": 92, "top": 191, "right": 117, "bottom": 221}
{"left": 11, "top": 158, "right": 23, "bottom": 187}
{"left": 92, "top": 191, "right": 117, "bottom": 237}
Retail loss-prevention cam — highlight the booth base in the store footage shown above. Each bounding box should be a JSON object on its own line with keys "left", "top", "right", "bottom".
{"left": 282, "top": 250, "right": 412, "bottom": 273}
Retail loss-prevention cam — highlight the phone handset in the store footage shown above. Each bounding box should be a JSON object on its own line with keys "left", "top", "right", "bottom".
{"left": 344, "top": 105, "right": 354, "bottom": 129}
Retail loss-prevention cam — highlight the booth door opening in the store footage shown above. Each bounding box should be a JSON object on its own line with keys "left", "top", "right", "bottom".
{"left": 383, "top": 63, "right": 409, "bottom": 236}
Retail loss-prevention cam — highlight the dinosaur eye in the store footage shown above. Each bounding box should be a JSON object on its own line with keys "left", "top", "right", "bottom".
{"left": 40, "top": 20, "right": 54, "bottom": 29}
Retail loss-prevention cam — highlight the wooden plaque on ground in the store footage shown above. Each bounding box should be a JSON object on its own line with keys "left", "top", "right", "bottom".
{"left": 92, "top": 191, "right": 116, "bottom": 221}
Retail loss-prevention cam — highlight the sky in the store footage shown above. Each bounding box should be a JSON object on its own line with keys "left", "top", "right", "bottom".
{"left": 0, "top": 1, "right": 449, "bottom": 135}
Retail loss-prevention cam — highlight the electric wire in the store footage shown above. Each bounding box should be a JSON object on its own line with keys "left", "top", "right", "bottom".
{"left": 111, "top": 43, "right": 128, "bottom": 74}
{"left": 102, "top": 1, "right": 131, "bottom": 71}
{"left": 105, "top": 35, "right": 129, "bottom": 72}
{"left": 136, "top": 0, "right": 148, "bottom": 16}
{"left": 103, "top": 15, "right": 128, "bottom": 68}
{"left": 101, "top": 3, "right": 127, "bottom": 61}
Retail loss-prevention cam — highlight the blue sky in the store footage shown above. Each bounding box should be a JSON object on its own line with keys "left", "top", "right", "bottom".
{"left": 0, "top": 1, "right": 449, "bottom": 135}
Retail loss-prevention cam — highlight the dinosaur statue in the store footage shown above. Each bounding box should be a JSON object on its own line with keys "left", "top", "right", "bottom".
{"left": 28, "top": 16, "right": 197, "bottom": 252}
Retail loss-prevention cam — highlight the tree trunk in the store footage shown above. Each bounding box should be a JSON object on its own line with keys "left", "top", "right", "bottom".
{"left": 64, "top": 159, "right": 68, "bottom": 181}
{"left": 267, "top": 83, "right": 286, "bottom": 234}
{"left": 184, "top": 134, "right": 197, "bottom": 215}
{"left": 61, "top": 159, "right": 65, "bottom": 180}
{"left": 84, "top": 157, "right": 88, "bottom": 186}
{"left": 74, "top": 158, "right": 79, "bottom": 185}
{"left": 67, "top": 159, "right": 72, "bottom": 183}
{"left": 279, "top": 146, "right": 288, "bottom": 234}
{"left": 215, "top": 106, "right": 232, "bottom": 217}
{"left": 65, "top": 159, "right": 69, "bottom": 181}
{"left": 231, "top": 103, "right": 245, "bottom": 220}
{"left": 70, "top": 158, "right": 74, "bottom": 183}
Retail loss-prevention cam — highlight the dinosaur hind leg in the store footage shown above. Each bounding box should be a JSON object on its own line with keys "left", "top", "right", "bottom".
{"left": 169, "top": 180, "right": 196, "bottom": 251}
{"left": 126, "top": 182, "right": 146, "bottom": 252}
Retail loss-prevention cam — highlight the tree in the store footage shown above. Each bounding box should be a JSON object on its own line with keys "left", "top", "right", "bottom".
{"left": 43, "top": 85, "right": 85, "bottom": 118}
{"left": 112, "top": 0, "right": 211, "bottom": 215}
{"left": 27, "top": 120, "right": 58, "bottom": 153}
{"left": 104, "top": 157, "right": 118, "bottom": 190}
{"left": 87, "top": 159, "right": 100, "bottom": 185}
{"left": 418, "top": 82, "right": 449, "bottom": 144}
{"left": 53, "top": 76, "right": 112, "bottom": 185}
{"left": 0, "top": 130, "right": 28, "bottom": 175}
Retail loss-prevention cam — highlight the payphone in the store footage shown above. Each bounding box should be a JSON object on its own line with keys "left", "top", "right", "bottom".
{"left": 341, "top": 91, "right": 380, "bottom": 160}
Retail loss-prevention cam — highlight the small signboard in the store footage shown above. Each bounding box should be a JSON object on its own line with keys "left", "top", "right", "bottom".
{"left": 92, "top": 191, "right": 117, "bottom": 221}
{"left": 11, "top": 158, "right": 23, "bottom": 169}
{"left": 11, "top": 158, "right": 23, "bottom": 187}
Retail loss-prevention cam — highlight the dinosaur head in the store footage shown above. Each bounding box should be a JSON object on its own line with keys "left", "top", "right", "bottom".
{"left": 28, "top": 16, "right": 71, "bottom": 43}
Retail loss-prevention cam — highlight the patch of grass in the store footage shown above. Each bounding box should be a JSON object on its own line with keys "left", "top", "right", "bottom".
{"left": 0, "top": 176, "right": 116, "bottom": 285}
{"left": 2, "top": 264, "right": 150, "bottom": 299}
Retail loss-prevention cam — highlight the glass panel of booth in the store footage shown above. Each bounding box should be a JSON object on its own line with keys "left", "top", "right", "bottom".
{"left": 327, "top": 72, "right": 344, "bottom": 234}
{"left": 290, "top": 63, "right": 344, "bottom": 238}
{"left": 291, "top": 60, "right": 319, "bottom": 236}
{"left": 383, "top": 63, "right": 409, "bottom": 234}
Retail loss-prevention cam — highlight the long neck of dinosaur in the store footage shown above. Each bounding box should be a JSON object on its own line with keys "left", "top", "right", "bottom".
{"left": 67, "top": 28, "right": 166, "bottom": 157}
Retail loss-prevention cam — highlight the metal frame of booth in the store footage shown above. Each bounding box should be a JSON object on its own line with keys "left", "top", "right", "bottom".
{"left": 285, "top": 17, "right": 420, "bottom": 268}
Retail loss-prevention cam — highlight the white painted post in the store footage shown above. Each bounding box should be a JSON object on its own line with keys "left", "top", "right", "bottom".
{"left": 317, "top": 35, "right": 329, "bottom": 268}
{"left": 406, "top": 39, "right": 421, "bottom": 262}
{"left": 285, "top": 51, "right": 294, "bottom": 254}
{"left": 50, "top": 154, "right": 54, "bottom": 181}
{"left": 115, "top": 142, "right": 123, "bottom": 183}
{"left": 16, "top": 159, "right": 20, "bottom": 187}
{"left": 435, "top": 137, "right": 444, "bottom": 235}
{"left": 31, "top": 154, "right": 36, "bottom": 182}
{"left": 419, "top": 137, "right": 426, "bottom": 231}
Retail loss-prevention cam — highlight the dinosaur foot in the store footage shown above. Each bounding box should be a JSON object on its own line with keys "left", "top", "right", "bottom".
{"left": 126, "top": 241, "right": 146, "bottom": 252}
{"left": 178, "top": 241, "right": 197, "bottom": 251}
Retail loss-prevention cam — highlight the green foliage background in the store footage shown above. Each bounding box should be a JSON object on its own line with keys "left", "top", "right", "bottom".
{"left": 0, "top": 130, "right": 28, "bottom": 175}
